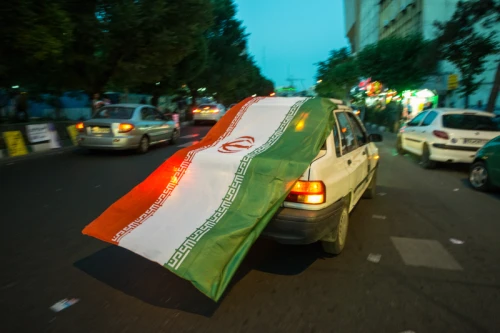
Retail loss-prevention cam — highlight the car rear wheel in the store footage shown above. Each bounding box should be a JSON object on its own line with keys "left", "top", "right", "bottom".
{"left": 362, "top": 171, "right": 377, "bottom": 199}
{"left": 420, "top": 144, "right": 436, "bottom": 169}
{"left": 469, "top": 161, "right": 491, "bottom": 191}
{"left": 322, "top": 205, "right": 349, "bottom": 255}
{"left": 170, "top": 129, "right": 180, "bottom": 145}
{"left": 137, "top": 135, "right": 149, "bottom": 154}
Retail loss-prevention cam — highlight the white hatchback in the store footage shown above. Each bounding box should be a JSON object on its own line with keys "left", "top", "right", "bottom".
{"left": 397, "top": 109, "right": 500, "bottom": 168}
{"left": 263, "top": 103, "right": 383, "bottom": 255}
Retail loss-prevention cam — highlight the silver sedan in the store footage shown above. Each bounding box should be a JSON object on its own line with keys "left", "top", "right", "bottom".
{"left": 76, "top": 104, "right": 180, "bottom": 153}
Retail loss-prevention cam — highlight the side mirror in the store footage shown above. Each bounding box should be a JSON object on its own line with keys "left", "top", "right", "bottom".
{"left": 368, "top": 133, "right": 383, "bottom": 142}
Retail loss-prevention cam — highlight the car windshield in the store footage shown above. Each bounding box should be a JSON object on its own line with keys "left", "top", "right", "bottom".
{"left": 442, "top": 114, "right": 499, "bottom": 131}
{"left": 93, "top": 106, "right": 135, "bottom": 119}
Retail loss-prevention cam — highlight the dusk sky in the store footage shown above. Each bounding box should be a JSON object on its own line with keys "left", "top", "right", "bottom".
{"left": 234, "top": 0, "right": 349, "bottom": 89}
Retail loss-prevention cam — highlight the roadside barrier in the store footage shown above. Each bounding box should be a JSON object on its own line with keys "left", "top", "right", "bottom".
{"left": 0, "top": 121, "right": 78, "bottom": 159}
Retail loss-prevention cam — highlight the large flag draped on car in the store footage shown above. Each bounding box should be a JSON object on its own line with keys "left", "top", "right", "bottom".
{"left": 83, "top": 97, "right": 337, "bottom": 301}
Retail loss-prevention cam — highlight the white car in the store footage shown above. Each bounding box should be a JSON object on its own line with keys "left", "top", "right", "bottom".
{"left": 263, "top": 103, "right": 383, "bottom": 254}
{"left": 193, "top": 103, "right": 226, "bottom": 125}
{"left": 397, "top": 109, "right": 500, "bottom": 168}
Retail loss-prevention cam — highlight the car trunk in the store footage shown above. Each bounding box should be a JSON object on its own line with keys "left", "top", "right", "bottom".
{"left": 441, "top": 113, "right": 500, "bottom": 149}
{"left": 84, "top": 119, "right": 117, "bottom": 137}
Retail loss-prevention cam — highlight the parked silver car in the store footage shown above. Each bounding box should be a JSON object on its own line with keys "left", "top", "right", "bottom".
{"left": 76, "top": 104, "right": 180, "bottom": 153}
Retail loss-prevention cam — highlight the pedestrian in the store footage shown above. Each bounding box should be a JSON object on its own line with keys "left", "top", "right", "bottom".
{"left": 477, "top": 100, "right": 483, "bottom": 110}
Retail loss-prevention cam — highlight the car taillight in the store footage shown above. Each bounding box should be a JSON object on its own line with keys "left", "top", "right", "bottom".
{"left": 118, "top": 123, "right": 134, "bottom": 133}
{"left": 433, "top": 130, "right": 449, "bottom": 139}
{"left": 286, "top": 181, "right": 326, "bottom": 204}
{"left": 211, "top": 109, "right": 219, "bottom": 113}
{"left": 76, "top": 122, "right": 85, "bottom": 132}
{"left": 193, "top": 109, "right": 200, "bottom": 113}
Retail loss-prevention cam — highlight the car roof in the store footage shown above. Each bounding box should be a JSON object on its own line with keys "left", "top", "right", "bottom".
{"left": 432, "top": 108, "right": 495, "bottom": 117}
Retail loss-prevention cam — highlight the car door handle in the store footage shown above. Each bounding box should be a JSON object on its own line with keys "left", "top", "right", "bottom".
{"left": 347, "top": 159, "right": 352, "bottom": 166}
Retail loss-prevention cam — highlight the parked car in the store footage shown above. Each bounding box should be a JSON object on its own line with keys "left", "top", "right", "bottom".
{"left": 262, "top": 104, "right": 383, "bottom": 254}
{"left": 469, "top": 135, "right": 500, "bottom": 191}
{"left": 396, "top": 109, "right": 500, "bottom": 168}
{"left": 76, "top": 104, "right": 180, "bottom": 153}
{"left": 193, "top": 103, "right": 226, "bottom": 125}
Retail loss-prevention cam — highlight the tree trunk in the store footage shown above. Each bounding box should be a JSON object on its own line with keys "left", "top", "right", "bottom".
{"left": 465, "top": 94, "right": 470, "bottom": 109}
{"left": 486, "top": 62, "right": 500, "bottom": 113}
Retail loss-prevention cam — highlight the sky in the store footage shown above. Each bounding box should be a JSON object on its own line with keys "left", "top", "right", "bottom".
{"left": 234, "top": 0, "right": 349, "bottom": 89}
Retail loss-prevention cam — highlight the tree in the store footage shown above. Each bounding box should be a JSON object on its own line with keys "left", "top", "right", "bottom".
{"left": 434, "top": 0, "right": 500, "bottom": 111}
{"left": 315, "top": 48, "right": 360, "bottom": 100}
{"left": 183, "top": 0, "right": 273, "bottom": 106}
{"left": 0, "top": 0, "right": 214, "bottom": 95}
{"left": 356, "top": 34, "right": 438, "bottom": 93}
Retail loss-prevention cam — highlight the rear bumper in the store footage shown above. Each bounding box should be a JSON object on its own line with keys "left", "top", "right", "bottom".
{"left": 77, "top": 135, "right": 139, "bottom": 150}
{"left": 262, "top": 200, "right": 344, "bottom": 245}
{"left": 193, "top": 114, "right": 219, "bottom": 121}
{"left": 431, "top": 143, "right": 479, "bottom": 163}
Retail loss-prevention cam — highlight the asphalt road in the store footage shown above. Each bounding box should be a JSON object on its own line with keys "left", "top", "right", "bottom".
{"left": 1, "top": 125, "right": 500, "bottom": 333}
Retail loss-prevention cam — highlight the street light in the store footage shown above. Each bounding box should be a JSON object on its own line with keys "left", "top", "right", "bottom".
{"left": 317, "top": 80, "right": 323, "bottom": 84}
{"left": 11, "top": 85, "right": 19, "bottom": 89}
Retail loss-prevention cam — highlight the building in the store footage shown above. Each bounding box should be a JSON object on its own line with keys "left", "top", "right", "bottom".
{"left": 343, "top": 0, "right": 499, "bottom": 109}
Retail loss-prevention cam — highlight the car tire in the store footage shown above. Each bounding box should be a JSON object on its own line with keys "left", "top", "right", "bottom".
{"left": 420, "top": 144, "right": 436, "bottom": 169}
{"left": 322, "top": 204, "right": 349, "bottom": 255}
{"left": 469, "top": 160, "right": 491, "bottom": 192}
{"left": 170, "top": 129, "right": 179, "bottom": 145}
{"left": 362, "top": 171, "right": 377, "bottom": 199}
{"left": 137, "top": 135, "right": 149, "bottom": 154}
{"left": 396, "top": 137, "right": 405, "bottom": 155}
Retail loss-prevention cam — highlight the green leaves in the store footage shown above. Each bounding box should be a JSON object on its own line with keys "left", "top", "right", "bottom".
{"left": 315, "top": 48, "right": 359, "bottom": 99}
{"left": 356, "top": 34, "right": 438, "bottom": 93}
{"left": 434, "top": 0, "right": 499, "bottom": 104}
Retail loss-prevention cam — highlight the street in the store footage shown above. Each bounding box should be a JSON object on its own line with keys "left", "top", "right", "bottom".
{"left": 1, "top": 125, "right": 500, "bottom": 333}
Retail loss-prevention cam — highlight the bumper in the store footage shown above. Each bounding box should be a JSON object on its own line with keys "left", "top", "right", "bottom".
{"left": 194, "top": 114, "right": 219, "bottom": 122}
{"left": 77, "top": 135, "right": 140, "bottom": 150}
{"left": 431, "top": 144, "right": 479, "bottom": 163}
{"left": 262, "top": 199, "right": 344, "bottom": 245}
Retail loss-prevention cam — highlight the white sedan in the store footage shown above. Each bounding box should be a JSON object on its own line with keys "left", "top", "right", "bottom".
{"left": 193, "top": 103, "right": 226, "bottom": 125}
{"left": 397, "top": 109, "right": 500, "bottom": 168}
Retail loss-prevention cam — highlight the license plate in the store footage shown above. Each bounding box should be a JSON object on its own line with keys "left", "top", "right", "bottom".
{"left": 92, "top": 127, "right": 110, "bottom": 134}
{"left": 463, "top": 138, "right": 487, "bottom": 145}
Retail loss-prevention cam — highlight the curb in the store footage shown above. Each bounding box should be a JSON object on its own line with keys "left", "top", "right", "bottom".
{"left": 0, "top": 145, "right": 78, "bottom": 165}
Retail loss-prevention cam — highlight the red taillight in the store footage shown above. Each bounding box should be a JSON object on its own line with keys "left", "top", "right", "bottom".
{"left": 193, "top": 109, "right": 200, "bottom": 113}
{"left": 76, "top": 122, "right": 85, "bottom": 132}
{"left": 118, "top": 123, "right": 134, "bottom": 133}
{"left": 286, "top": 181, "right": 326, "bottom": 204}
{"left": 433, "top": 130, "right": 449, "bottom": 139}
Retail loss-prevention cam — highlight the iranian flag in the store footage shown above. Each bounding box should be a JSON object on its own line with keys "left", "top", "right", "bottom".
{"left": 83, "top": 97, "right": 336, "bottom": 301}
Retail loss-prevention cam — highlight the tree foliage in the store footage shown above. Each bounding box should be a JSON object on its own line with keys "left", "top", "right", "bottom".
{"left": 356, "top": 34, "right": 438, "bottom": 93}
{"left": 315, "top": 48, "right": 360, "bottom": 99}
{"left": 434, "top": 0, "right": 500, "bottom": 110}
{"left": 0, "top": 0, "right": 273, "bottom": 104}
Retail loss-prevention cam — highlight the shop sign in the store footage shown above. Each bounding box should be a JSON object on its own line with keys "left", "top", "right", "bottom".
{"left": 448, "top": 74, "right": 459, "bottom": 90}
{"left": 3, "top": 131, "right": 28, "bottom": 157}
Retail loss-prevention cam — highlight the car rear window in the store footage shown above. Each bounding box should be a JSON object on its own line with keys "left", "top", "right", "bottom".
{"left": 93, "top": 107, "right": 135, "bottom": 119}
{"left": 198, "top": 104, "right": 217, "bottom": 109}
{"left": 442, "top": 114, "right": 499, "bottom": 131}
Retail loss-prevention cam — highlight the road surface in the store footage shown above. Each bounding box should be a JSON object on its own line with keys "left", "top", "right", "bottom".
{"left": 1, "top": 126, "right": 500, "bottom": 333}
